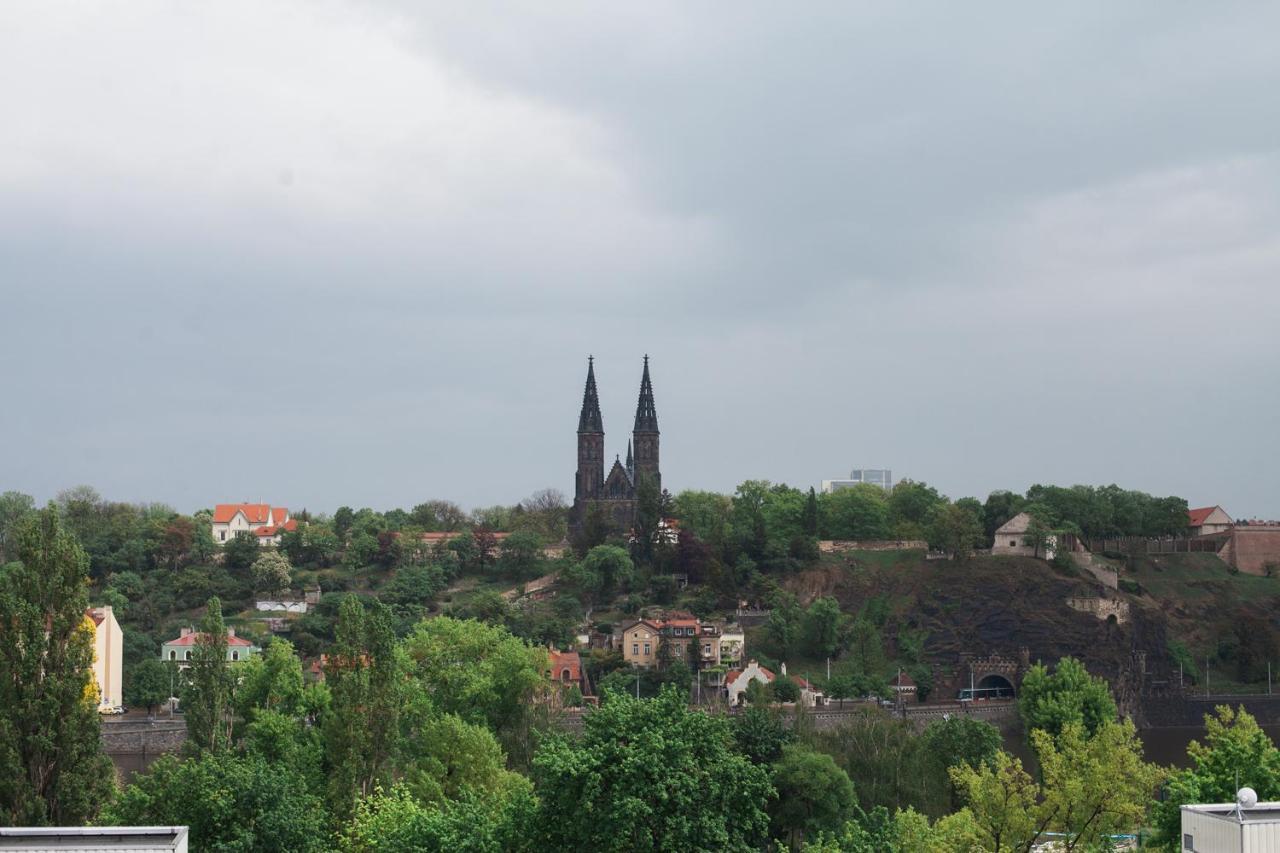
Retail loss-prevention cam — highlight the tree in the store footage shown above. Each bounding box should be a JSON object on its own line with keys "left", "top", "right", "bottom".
{"left": 333, "top": 505, "right": 356, "bottom": 542}
{"left": 1018, "top": 657, "right": 1116, "bottom": 742}
{"left": 770, "top": 744, "right": 857, "bottom": 848}
{"left": 772, "top": 676, "right": 801, "bottom": 703}
{"left": 399, "top": 712, "right": 527, "bottom": 807}
{"left": 401, "top": 617, "right": 545, "bottom": 746}
{"left": 820, "top": 484, "right": 890, "bottom": 541}
{"left": 183, "top": 596, "right": 234, "bottom": 753}
{"left": 103, "top": 751, "right": 329, "bottom": 852}
{"left": 732, "top": 705, "right": 793, "bottom": 764}
{"left": 920, "top": 716, "right": 1002, "bottom": 810}
{"left": 325, "top": 596, "right": 401, "bottom": 821}
{"left": 926, "top": 503, "right": 984, "bottom": 560}
{"left": 234, "top": 638, "right": 306, "bottom": 723}
{"left": 1151, "top": 705, "right": 1280, "bottom": 849}
{"left": 847, "top": 616, "right": 886, "bottom": 680}
{"left": 126, "top": 658, "right": 172, "bottom": 716}
{"left": 1032, "top": 720, "right": 1164, "bottom": 851}
{"left": 497, "top": 531, "right": 544, "bottom": 580}
{"left": 223, "top": 530, "right": 260, "bottom": 572}
{"left": 339, "top": 783, "right": 536, "bottom": 853}
{"left": 816, "top": 711, "right": 940, "bottom": 816}
{"left": 531, "top": 686, "right": 773, "bottom": 851}
{"left": 251, "top": 549, "right": 293, "bottom": 594}
{"left": 803, "top": 596, "right": 846, "bottom": 658}
{"left": 982, "top": 491, "right": 1025, "bottom": 544}
{"left": 803, "top": 487, "right": 819, "bottom": 537}
{"left": 949, "top": 751, "right": 1045, "bottom": 852}
{"left": 581, "top": 544, "right": 634, "bottom": 599}
{"left": 0, "top": 505, "right": 114, "bottom": 825}
{"left": 0, "top": 491, "right": 36, "bottom": 562}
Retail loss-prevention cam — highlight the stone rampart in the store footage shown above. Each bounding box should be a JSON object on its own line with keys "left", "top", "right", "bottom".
{"left": 819, "top": 540, "right": 928, "bottom": 553}
{"left": 1066, "top": 597, "right": 1129, "bottom": 624}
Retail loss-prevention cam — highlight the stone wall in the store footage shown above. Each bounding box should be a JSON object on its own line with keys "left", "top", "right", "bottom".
{"left": 1220, "top": 527, "right": 1280, "bottom": 576}
{"left": 819, "top": 540, "right": 928, "bottom": 553}
{"left": 101, "top": 720, "right": 187, "bottom": 783}
{"left": 1066, "top": 597, "right": 1129, "bottom": 624}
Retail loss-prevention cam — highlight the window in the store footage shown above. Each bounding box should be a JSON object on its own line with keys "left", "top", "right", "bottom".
{"left": 643, "top": 643, "right": 651, "bottom": 656}
{"left": 232, "top": 651, "right": 239, "bottom": 661}
{"left": 632, "top": 643, "right": 638, "bottom": 655}
{"left": 184, "top": 650, "right": 191, "bottom": 661}
{"left": 219, "top": 531, "right": 225, "bottom": 541}
{"left": 1010, "top": 539, "right": 1017, "bottom": 546}
{"left": 169, "top": 650, "right": 176, "bottom": 660}
{"left": 1183, "top": 834, "right": 1193, "bottom": 851}
{"left": 704, "top": 643, "right": 711, "bottom": 655}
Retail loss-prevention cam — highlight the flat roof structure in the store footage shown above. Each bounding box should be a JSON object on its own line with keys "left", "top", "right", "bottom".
{"left": 1181, "top": 801, "right": 1280, "bottom": 852}
{"left": 0, "top": 827, "right": 188, "bottom": 852}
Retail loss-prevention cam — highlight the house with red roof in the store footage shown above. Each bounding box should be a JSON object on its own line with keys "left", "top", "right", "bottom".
{"left": 1188, "top": 506, "right": 1232, "bottom": 537}
{"left": 725, "top": 660, "right": 825, "bottom": 707}
{"left": 211, "top": 503, "right": 298, "bottom": 546}
{"left": 161, "top": 626, "right": 260, "bottom": 668}
{"left": 547, "top": 648, "right": 583, "bottom": 690}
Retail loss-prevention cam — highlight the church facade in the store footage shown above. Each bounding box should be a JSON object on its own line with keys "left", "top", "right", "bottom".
{"left": 570, "top": 356, "right": 661, "bottom": 538}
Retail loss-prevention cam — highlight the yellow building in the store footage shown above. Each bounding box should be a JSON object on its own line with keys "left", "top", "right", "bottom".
{"left": 84, "top": 606, "right": 123, "bottom": 711}
{"left": 620, "top": 619, "right": 662, "bottom": 668}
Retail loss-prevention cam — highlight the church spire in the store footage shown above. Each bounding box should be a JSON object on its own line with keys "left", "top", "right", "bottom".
{"left": 633, "top": 354, "right": 659, "bottom": 433}
{"left": 626, "top": 439, "right": 634, "bottom": 472}
{"left": 578, "top": 356, "right": 603, "bottom": 433}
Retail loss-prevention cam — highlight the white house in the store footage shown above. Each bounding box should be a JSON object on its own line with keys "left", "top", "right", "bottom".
{"left": 1181, "top": 793, "right": 1280, "bottom": 852}
{"left": 992, "top": 512, "right": 1056, "bottom": 559}
{"left": 725, "top": 660, "right": 775, "bottom": 706}
{"left": 211, "top": 503, "right": 297, "bottom": 546}
{"left": 161, "top": 626, "right": 260, "bottom": 668}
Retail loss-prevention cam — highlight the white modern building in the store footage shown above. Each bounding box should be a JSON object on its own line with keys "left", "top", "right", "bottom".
{"left": 1181, "top": 793, "right": 1280, "bottom": 852}
{"left": 821, "top": 468, "right": 893, "bottom": 494}
{"left": 0, "top": 827, "right": 188, "bottom": 852}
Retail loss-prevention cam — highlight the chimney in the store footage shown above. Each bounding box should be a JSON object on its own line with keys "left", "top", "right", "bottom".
{"left": 227, "top": 627, "right": 236, "bottom": 638}
{"left": 180, "top": 627, "right": 193, "bottom": 638}
{"left": 780, "top": 662, "right": 788, "bottom": 676}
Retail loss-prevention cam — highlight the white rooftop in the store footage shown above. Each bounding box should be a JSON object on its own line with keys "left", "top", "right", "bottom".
{"left": 0, "top": 827, "right": 188, "bottom": 852}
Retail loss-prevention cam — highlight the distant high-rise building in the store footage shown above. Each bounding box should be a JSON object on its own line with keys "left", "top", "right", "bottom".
{"left": 821, "top": 468, "right": 893, "bottom": 494}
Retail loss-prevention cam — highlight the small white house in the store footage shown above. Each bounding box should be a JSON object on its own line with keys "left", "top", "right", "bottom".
{"left": 725, "top": 660, "right": 775, "bottom": 706}
{"left": 1181, "top": 795, "right": 1280, "bottom": 852}
{"left": 0, "top": 827, "right": 188, "bottom": 852}
{"left": 1188, "top": 506, "right": 1233, "bottom": 537}
{"left": 992, "top": 512, "right": 1056, "bottom": 559}
{"left": 211, "top": 503, "right": 297, "bottom": 546}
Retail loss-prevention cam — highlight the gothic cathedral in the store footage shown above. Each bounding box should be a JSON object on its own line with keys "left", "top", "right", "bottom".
{"left": 570, "top": 356, "right": 661, "bottom": 538}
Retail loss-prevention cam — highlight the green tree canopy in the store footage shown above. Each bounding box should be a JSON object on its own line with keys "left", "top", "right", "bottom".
{"left": 251, "top": 549, "right": 293, "bottom": 594}
{"left": 1152, "top": 705, "right": 1280, "bottom": 848}
{"left": 770, "top": 744, "right": 857, "bottom": 848}
{"left": 103, "top": 752, "right": 329, "bottom": 852}
{"left": 0, "top": 505, "right": 114, "bottom": 825}
{"left": 1017, "top": 657, "right": 1117, "bottom": 742}
{"left": 531, "top": 686, "right": 773, "bottom": 851}
{"left": 126, "top": 658, "right": 173, "bottom": 715}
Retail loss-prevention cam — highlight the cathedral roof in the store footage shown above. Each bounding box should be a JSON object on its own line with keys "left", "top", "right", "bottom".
{"left": 578, "top": 357, "right": 603, "bottom": 433}
{"left": 633, "top": 355, "right": 659, "bottom": 433}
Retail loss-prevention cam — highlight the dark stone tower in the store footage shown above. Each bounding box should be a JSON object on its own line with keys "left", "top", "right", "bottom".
{"left": 570, "top": 356, "right": 661, "bottom": 542}
{"left": 575, "top": 357, "right": 604, "bottom": 502}
{"left": 632, "top": 355, "right": 660, "bottom": 491}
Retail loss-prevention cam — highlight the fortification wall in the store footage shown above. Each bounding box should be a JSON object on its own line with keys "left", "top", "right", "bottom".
{"left": 819, "top": 540, "right": 928, "bottom": 553}
{"left": 1066, "top": 597, "right": 1129, "bottom": 624}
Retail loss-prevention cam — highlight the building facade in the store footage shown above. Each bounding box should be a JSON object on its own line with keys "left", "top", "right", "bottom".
{"left": 621, "top": 620, "right": 663, "bottom": 668}
{"left": 211, "top": 503, "right": 297, "bottom": 546}
{"left": 161, "top": 626, "right": 260, "bottom": 667}
{"left": 570, "top": 357, "right": 661, "bottom": 539}
{"left": 1188, "top": 505, "right": 1233, "bottom": 537}
{"left": 85, "top": 606, "right": 123, "bottom": 711}
{"left": 822, "top": 468, "right": 893, "bottom": 493}
{"left": 991, "top": 512, "right": 1057, "bottom": 559}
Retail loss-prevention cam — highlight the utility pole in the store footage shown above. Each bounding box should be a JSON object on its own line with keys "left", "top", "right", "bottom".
{"left": 827, "top": 657, "right": 831, "bottom": 680}
{"left": 1206, "top": 658, "right": 1210, "bottom": 697}
{"left": 636, "top": 671, "right": 640, "bottom": 700}
{"left": 1270, "top": 662, "right": 1273, "bottom": 696}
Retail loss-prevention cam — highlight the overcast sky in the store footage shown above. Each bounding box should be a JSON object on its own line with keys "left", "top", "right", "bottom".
{"left": 2, "top": 2, "right": 1278, "bottom": 518}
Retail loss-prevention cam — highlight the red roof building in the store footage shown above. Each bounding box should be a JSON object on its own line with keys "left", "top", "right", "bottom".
{"left": 211, "top": 503, "right": 295, "bottom": 546}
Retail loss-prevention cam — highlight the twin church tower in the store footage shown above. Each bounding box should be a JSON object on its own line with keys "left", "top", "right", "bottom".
{"left": 570, "top": 356, "right": 661, "bottom": 537}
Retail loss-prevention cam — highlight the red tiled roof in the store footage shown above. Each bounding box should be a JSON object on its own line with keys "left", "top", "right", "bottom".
{"left": 86, "top": 608, "right": 105, "bottom": 627}
{"left": 548, "top": 649, "right": 581, "bottom": 669}
{"left": 165, "top": 631, "right": 254, "bottom": 647}
{"left": 213, "top": 504, "right": 272, "bottom": 524}
{"left": 1188, "top": 506, "right": 1224, "bottom": 527}
{"left": 253, "top": 519, "right": 298, "bottom": 537}
{"left": 271, "top": 507, "right": 289, "bottom": 525}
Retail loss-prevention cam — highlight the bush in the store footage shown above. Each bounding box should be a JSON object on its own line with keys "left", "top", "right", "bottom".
{"left": 1119, "top": 578, "right": 1142, "bottom": 596}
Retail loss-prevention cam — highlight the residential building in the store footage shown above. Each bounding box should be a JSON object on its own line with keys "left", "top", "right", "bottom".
{"left": 991, "top": 512, "right": 1056, "bottom": 559}
{"left": 0, "top": 827, "right": 188, "bottom": 852}
{"left": 1181, "top": 794, "right": 1280, "bottom": 852}
{"left": 662, "top": 615, "right": 702, "bottom": 664}
{"left": 161, "top": 626, "right": 260, "bottom": 668}
{"left": 620, "top": 619, "right": 663, "bottom": 668}
{"left": 547, "top": 648, "right": 583, "bottom": 689}
{"left": 725, "top": 660, "right": 775, "bottom": 706}
{"left": 822, "top": 468, "right": 893, "bottom": 494}
{"left": 85, "top": 606, "right": 123, "bottom": 711}
{"left": 1188, "top": 505, "right": 1233, "bottom": 537}
{"left": 210, "top": 503, "right": 296, "bottom": 546}
{"left": 719, "top": 626, "right": 745, "bottom": 667}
